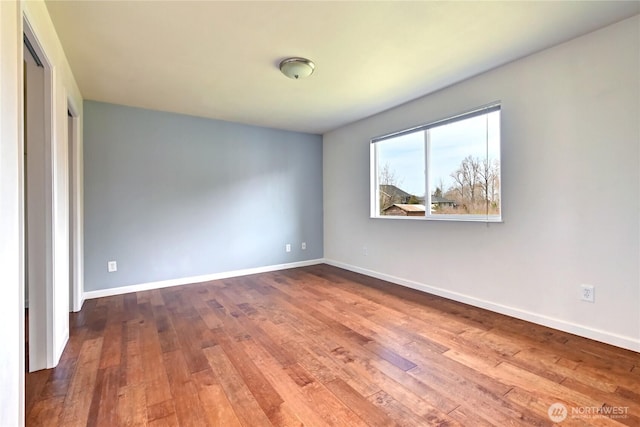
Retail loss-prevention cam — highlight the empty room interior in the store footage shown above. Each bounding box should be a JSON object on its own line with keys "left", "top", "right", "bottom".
{"left": 2, "top": 1, "right": 640, "bottom": 426}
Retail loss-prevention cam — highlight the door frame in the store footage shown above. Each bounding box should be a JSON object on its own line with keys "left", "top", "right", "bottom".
{"left": 67, "top": 99, "right": 83, "bottom": 313}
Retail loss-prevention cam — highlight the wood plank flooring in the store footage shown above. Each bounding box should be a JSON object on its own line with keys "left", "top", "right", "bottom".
{"left": 26, "top": 264, "right": 640, "bottom": 426}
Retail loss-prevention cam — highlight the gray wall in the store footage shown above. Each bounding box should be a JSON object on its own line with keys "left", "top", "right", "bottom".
{"left": 84, "top": 101, "right": 323, "bottom": 291}
{"left": 323, "top": 16, "right": 639, "bottom": 349}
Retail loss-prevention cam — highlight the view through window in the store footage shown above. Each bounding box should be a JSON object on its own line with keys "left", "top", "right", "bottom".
{"left": 372, "top": 104, "right": 501, "bottom": 221}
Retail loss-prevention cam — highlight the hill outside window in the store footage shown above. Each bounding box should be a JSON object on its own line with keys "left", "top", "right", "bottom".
{"left": 371, "top": 103, "right": 501, "bottom": 222}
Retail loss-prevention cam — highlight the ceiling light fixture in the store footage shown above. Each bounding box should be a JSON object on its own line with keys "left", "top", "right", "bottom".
{"left": 279, "top": 57, "right": 315, "bottom": 80}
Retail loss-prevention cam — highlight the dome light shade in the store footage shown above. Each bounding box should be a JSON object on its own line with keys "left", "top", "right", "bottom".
{"left": 279, "top": 57, "right": 315, "bottom": 79}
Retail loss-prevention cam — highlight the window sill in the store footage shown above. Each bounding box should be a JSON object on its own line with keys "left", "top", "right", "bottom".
{"left": 371, "top": 215, "right": 503, "bottom": 223}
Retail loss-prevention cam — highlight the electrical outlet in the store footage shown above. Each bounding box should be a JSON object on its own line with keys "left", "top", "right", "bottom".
{"left": 107, "top": 261, "right": 117, "bottom": 273}
{"left": 580, "top": 284, "right": 595, "bottom": 303}
{"left": 363, "top": 246, "right": 368, "bottom": 256}
{"left": 301, "top": 242, "right": 306, "bottom": 250}
{"left": 285, "top": 244, "right": 291, "bottom": 253}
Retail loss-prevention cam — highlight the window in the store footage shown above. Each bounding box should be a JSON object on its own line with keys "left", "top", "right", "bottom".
{"left": 371, "top": 103, "right": 501, "bottom": 221}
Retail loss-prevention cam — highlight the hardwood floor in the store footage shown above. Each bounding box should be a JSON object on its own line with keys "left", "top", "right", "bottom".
{"left": 26, "top": 265, "right": 639, "bottom": 426}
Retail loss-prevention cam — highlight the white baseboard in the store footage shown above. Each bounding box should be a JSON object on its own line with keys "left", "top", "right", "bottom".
{"left": 83, "top": 259, "right": 325, "bottom": 300}
{"left": 323, "top": 259, "right": 640, "bottom": 353}
{"left": 82, "top": 257, "right": 639, "bottom": 352}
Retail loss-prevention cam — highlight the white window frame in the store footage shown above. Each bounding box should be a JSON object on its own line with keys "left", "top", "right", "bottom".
{"left": 370, "top": 102, "right": 502, "bottom": 222}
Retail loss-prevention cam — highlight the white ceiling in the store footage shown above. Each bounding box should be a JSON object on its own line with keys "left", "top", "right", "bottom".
{"left": 45, "top": 1, "right": 639, "bottom": 134}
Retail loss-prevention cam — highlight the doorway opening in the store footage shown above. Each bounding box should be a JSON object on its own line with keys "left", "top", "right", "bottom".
{"left": 23, "top": 18, "right": 55, "bottom": 373}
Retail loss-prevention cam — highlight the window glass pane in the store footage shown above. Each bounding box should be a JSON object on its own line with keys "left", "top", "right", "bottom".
{"left": 428, "top": 110, "right": 500, "bottom": 216}
{"left": 371, "top": 104, "right": 500, "bottom": 221}
{"left": 376, "top": 131, "right": 425, "bottom": 216}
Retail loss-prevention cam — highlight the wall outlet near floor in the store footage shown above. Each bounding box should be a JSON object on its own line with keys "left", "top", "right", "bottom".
{"left": 363, "top": 246, "right": 368, "bottom": 256}
{"left": 580, "top": 284, "right": 595, "bottom": 303}
{"left": 107, "top": 261, "right": 117, "bottom": 273}
{"left": 285, "top": 244, "right": 291, "bottom": 253}
{"left": 301, "top": 242, "right": 306, "bottom": 250}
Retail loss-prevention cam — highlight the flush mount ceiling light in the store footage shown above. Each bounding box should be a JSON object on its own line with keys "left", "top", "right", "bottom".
{"left": 279, "top": 57, "right": 315, "bottom": 80}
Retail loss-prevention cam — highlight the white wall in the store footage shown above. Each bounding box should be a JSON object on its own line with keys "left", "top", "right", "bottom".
{"left": 0, "top": 1, "right": 25, "bottom": 424}
{"left": 324, "top": 16, "right": 640, "bottom": 351}
{"left": 0, "top": 0, "right": 82, "bottom": 423}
